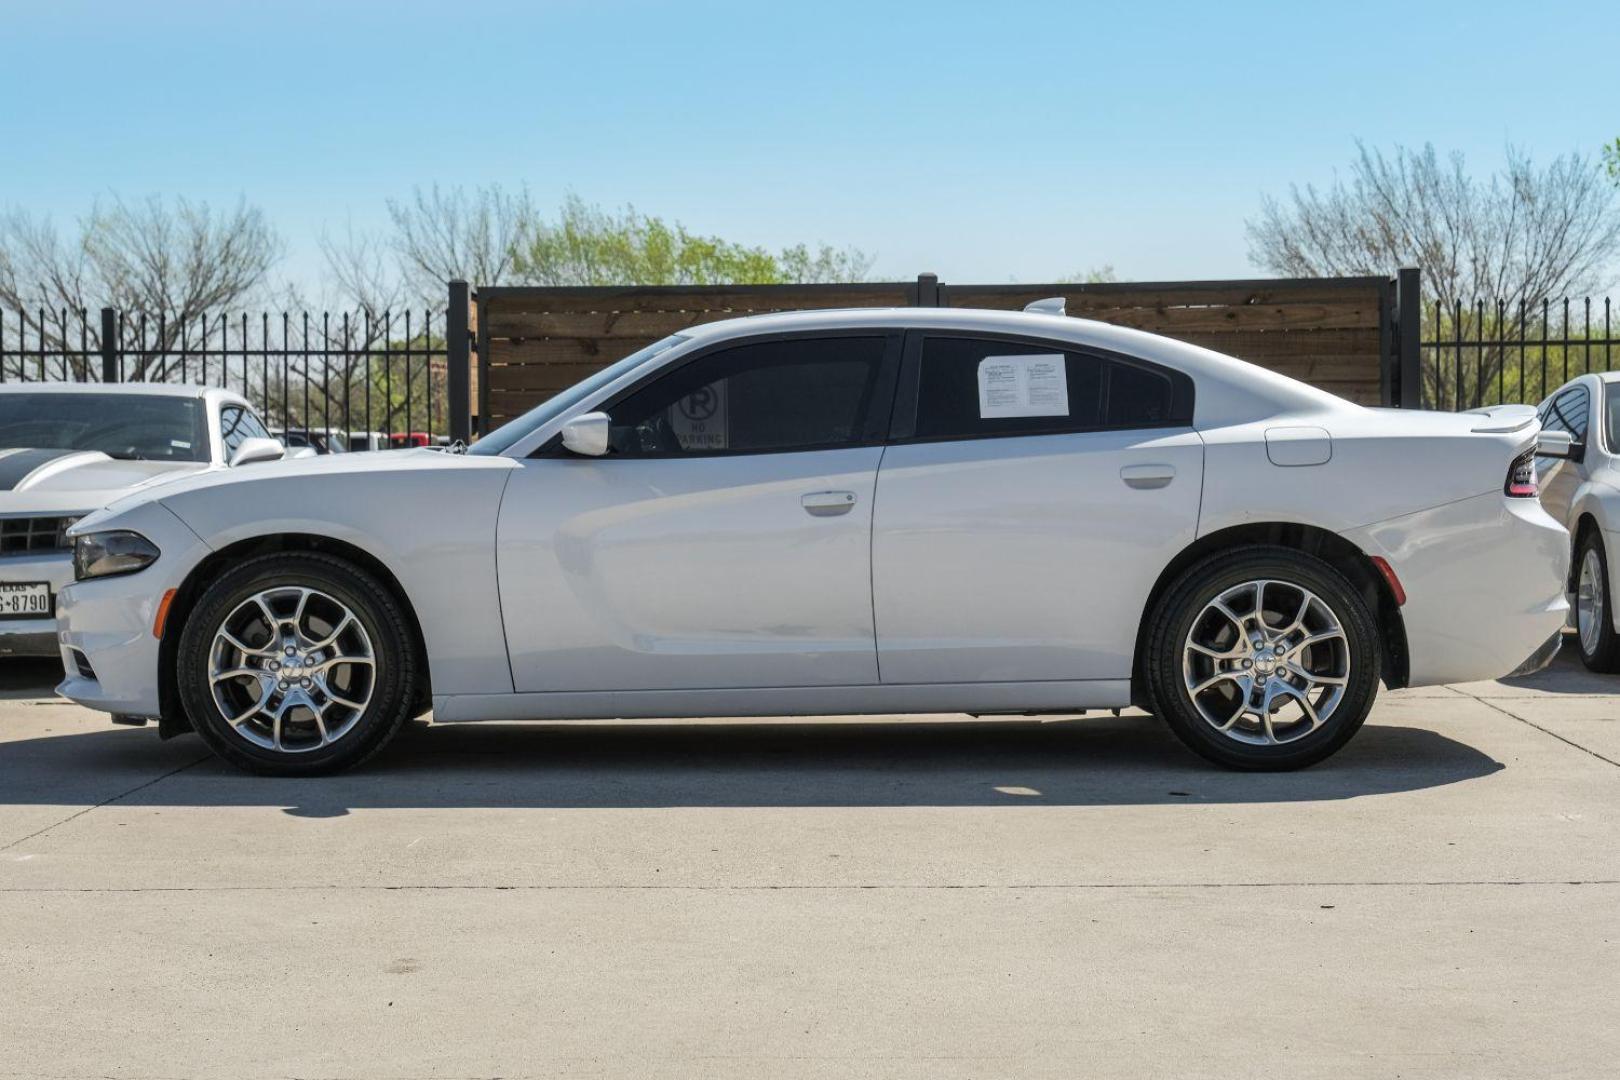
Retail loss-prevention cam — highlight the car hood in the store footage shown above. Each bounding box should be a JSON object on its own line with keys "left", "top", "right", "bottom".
{"left": 79, "top": 447, "right": 515, "bottom": 526}
{"left": 0, "top": 448, "right": 209, "bottom": 516}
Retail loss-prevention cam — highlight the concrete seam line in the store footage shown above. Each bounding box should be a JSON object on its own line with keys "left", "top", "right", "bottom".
{"left": 1458, "top": 692, "right": 1620, "bottom": 770}
{"left": 2, "top": 880, "right": 1617, "bottom": 893}
{"left": 0, "top": 753, "right": 211, "bottom": 854}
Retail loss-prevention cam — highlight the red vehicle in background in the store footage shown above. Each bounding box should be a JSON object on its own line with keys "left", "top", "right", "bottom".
{"left": 389, "top": 431, "right": 430, "bottom": 448}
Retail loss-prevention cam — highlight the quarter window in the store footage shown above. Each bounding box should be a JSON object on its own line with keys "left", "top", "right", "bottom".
{"left": 603, "top": 337, "right": 891, "bottom": 456}
{"left": 908, "top": 336, "right": 1190, "bottom": 440}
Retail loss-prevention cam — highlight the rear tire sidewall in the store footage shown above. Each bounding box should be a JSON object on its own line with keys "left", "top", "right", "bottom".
{"left": 1147, "top": 547, "right": 1381, "bottom": 771}
{"left": 176, "top": 554, "right": 414, "bottom": 775}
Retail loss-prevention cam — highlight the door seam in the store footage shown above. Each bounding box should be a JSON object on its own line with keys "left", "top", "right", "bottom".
{"left": 869, "top": 443, "right": 888, "bottom": 683}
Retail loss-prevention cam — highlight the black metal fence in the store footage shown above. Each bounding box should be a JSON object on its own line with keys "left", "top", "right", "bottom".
{"left": 1422, "top": 297, "right": 1618, "bottom": 411}
{"left": 0, "top": 303, "right": 451, "bottom": 448}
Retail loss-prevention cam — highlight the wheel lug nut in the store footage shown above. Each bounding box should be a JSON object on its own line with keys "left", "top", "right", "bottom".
{"left": 299, "top": 677, "right": 311, "bottom": 688}
{"left": 277, "top": 680, "right": 288, "bottom": 690}
{"left": 1274, "top": 644, "right": 1286, "bottom": 655}
{"left": 268, "top": 661, "right": 280, "bottom": 671}
{"left": 1242, "top": 659, "right": 1253, "bottom": 668}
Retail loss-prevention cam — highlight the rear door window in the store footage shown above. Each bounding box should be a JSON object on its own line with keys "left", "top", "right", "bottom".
{"left": 900, "top": 335, "right": 1192, "bottom": 441}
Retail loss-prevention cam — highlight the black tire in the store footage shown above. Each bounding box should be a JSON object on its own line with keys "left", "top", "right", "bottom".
{"left": 1573, "top": 530, "right": 1620, "bottom": 672}
{"left": 1144, "top": 546, "right": 1381, "bottom": 771}
{"left": 176, "top": 552, "right": 419, "bottom": 775}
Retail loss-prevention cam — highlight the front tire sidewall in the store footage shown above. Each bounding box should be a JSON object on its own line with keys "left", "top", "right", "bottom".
{"left": 1575, "top": 533, "right": 1620, "bottom": 672}
{"left": 1147, "top": 548, "right": 1381, "bottom": 771}
{"left": 176, "top": 554, "right": 414, "bottom": 775}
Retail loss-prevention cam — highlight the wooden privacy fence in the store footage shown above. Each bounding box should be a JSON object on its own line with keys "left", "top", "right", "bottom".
{"left": 451, "top": 272, "right": 1422, "bottom": 437}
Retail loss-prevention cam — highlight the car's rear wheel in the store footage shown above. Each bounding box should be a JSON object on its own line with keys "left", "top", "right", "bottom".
{"left": 1144, "top": 547, "right": 1381, "bottom": 770}
{"left": 1574, "top": 531, "right": 1620, "bottom": 672}
{"left": 176, "top": 553, "right": 419, "bottom": 775}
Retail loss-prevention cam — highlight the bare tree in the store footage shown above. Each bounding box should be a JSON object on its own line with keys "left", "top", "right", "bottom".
{"left": 385, "top": 183, "right": 532, "bottom": 302}
{"left": 0, "top": 196, "right": 280, "bottom": 377}
{"left": 1248, "top": 143, "right": 1620, "bottom": 405}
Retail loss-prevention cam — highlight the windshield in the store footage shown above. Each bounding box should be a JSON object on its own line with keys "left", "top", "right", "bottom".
{"left": 469, "top": 334, "right": 689, "bottom": 456}
{"left": 0, "top": 392, "right": 208, "bottom": 462}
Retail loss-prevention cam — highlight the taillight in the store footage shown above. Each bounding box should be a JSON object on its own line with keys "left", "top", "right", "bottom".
{"left": 1505, "top": 448, "right": 1538, "bottom": 498}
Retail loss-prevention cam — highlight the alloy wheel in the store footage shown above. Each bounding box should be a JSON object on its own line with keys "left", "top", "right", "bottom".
{"left": 1181, "top": 579, "right": 1351, "bottom": 746}
{"left": 208, "top": 586, "right": 376, "bottom": 753}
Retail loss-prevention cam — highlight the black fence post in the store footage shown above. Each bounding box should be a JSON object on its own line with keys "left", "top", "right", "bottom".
{"left": 1396, "top": 267, "right": 1422, "bottom": 408}
{"left": 99, "top": 307, "right": 117, "bottom": 383}
{"left": 446, "top": 280, "right": 472, "bottom": 443}
{"left": 909, "top": 272, "right": 941, "bottom": 307}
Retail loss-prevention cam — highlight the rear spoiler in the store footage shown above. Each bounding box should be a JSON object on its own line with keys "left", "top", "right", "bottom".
{"left": 1461, "top": 403, "right": 1538, "bottom": 434}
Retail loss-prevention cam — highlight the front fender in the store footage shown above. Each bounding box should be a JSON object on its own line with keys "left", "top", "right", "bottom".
{"left": 157, "top": 466, "right": 516, "bottom": 696}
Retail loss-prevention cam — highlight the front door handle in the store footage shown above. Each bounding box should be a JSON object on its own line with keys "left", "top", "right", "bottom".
{"left": 1121, "top": 464, "right": 1175, "bottom": 490}
{"left": 802, "top": 490, "right": 858, "bottom": 516}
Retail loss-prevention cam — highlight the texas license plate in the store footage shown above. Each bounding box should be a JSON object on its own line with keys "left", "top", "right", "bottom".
{"left": 0, "top": 583, "right": 51, "bottom": 618}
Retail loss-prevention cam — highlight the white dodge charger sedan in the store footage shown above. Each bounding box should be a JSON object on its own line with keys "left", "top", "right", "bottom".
{"left": 56, "top": 305, "right": 1570, "bottom": 774}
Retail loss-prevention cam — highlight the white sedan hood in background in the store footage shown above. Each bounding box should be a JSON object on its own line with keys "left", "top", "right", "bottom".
{"left": 0, "top": 448, "right": 206, "bottom": 516}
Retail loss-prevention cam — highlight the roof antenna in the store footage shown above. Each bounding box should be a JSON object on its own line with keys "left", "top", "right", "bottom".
{"left": 1023, "top": 297, "right": 1066, "bottom": 316}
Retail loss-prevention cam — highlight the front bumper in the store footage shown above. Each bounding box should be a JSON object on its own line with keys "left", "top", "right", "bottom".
{"left": 55, "top": 502, "right": 211, "bottom": 718}
{"left": 0, "top": 551, "right": 75, "bottom": 657}
{"left": 1345, "top": 490, "right": 1569, "bottom": 687}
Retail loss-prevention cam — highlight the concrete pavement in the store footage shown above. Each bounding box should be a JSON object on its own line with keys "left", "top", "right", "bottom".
{"left": 2, "top": 649, "right": 1617, "bottom": 1078}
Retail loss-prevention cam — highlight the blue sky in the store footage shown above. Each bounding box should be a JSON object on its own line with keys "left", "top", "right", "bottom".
{"left": 2, "top": 0, "right": 1615, "bottom": 291}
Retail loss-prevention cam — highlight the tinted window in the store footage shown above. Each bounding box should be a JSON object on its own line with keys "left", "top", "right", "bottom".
{"left": 220, "top": 404, "right": 272, "bottom": 460}
{"left": 914, "top": 338, "right": 1102, "bottom": 439}
{"left": 604, "top": 337, "right": 889, "bottom": 456}
{"left": 0, "top": 392, "right": 208, "bottom": 462}
{"left": 1106, "top": 361, "right": 1177, "bottom": 427}
{"left": 1552, "top": 387, "right": 1590, "bottom": 441}
{"left": 910, "top": 337, "right": 1188, "bottom": 440}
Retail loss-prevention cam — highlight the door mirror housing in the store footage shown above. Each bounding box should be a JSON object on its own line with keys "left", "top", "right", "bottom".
{"left": 228, "top": 436, "right": 288, "bottom": 468}
{"left": 560, "top": 412, "right": 611, "bottom": 457}
{"left": 1537, "top": 429, "right": 1584, "bottom": 462}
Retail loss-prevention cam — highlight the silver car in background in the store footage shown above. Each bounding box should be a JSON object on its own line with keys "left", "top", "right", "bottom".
{"left": 1534, "top": 373, "right": 1620, "bottom": 671}
{"left": 0, "top": 384, "right": 283, "bottom": 656}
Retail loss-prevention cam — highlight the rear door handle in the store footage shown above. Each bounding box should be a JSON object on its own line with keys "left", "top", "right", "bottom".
{"left": 1120, "top": 464, "right": 1175, "bottom": 490}
{"left": 802, "top": 490, "right": 858, "bottom": 516}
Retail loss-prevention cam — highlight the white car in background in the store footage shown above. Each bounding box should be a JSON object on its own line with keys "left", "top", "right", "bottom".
{"left": 1534, "top": 374, "right": 1620, "bottom": 671}
{"left": 0, "top": 384, "right": 286, "bottom": 656}
{"left": 56, "top": 305, "right": 1571, "bottom": 774}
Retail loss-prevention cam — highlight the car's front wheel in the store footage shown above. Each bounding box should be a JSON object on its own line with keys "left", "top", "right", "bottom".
{"left": 1144, "top": 547, "right": 1382, "bottom": 770}
{"left": 1573, "top": 531, "right": 1620, "bottom": 672}
{"left": 176, "top": 553, "right": 420, "bottom": 775}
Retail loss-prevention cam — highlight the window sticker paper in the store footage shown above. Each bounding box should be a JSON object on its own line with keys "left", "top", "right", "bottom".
{"left": 977, "top": 354, "right": 1069, "bottom": 418}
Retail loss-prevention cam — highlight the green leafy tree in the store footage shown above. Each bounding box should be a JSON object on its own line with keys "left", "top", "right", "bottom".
{"left": 1605, "top": 138, "right": 1620, "bottom": 186}
{"left": 510, "top": 195, "right": 871, "bottom": 286}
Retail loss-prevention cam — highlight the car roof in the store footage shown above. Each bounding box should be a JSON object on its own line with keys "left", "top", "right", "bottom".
{"left": 0, "top": 381, "right": 248, "bottom": 405}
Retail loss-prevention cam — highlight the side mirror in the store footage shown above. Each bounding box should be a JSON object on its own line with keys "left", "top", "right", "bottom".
{"left": 560, "top": 412, "right": 610, "bottom": 457}
{"left": 228, "top": 436, "right": 288, "bottom": 468}
{"left": 1537, "top": 429, "right": 1584, "bottom": 462}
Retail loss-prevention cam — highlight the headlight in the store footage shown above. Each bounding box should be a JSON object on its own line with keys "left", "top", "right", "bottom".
{"left": 73, "top": 530, "right": 161, "bottom": 581}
